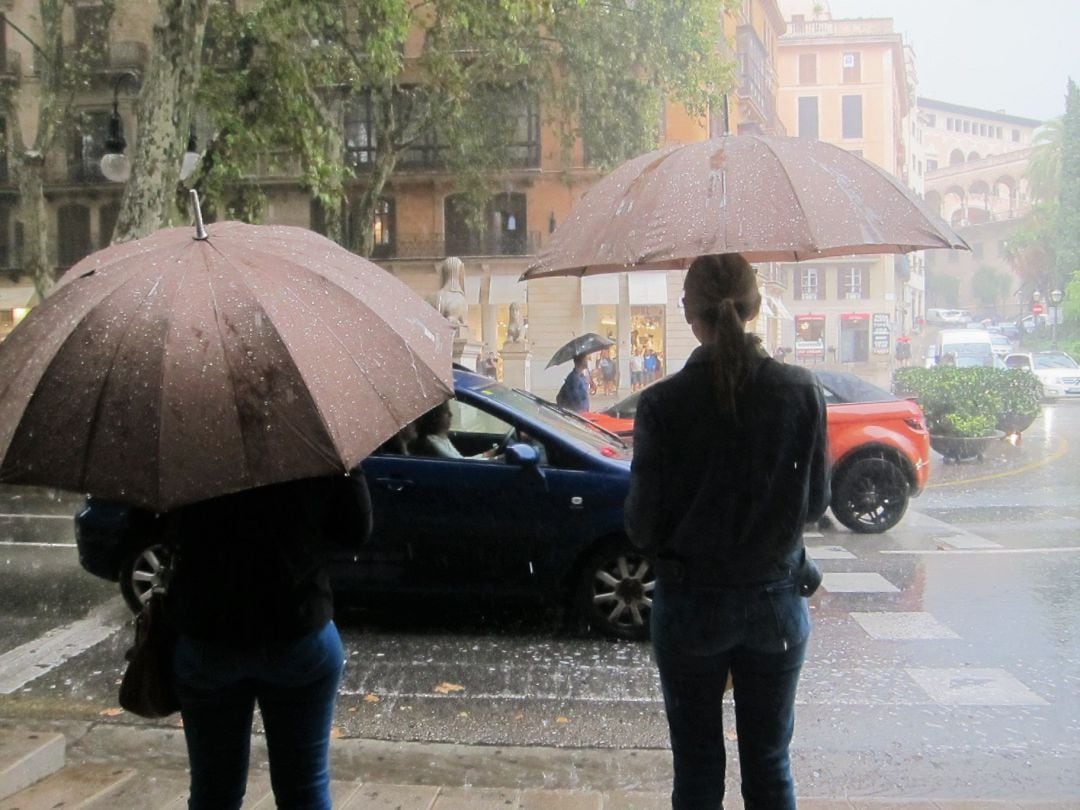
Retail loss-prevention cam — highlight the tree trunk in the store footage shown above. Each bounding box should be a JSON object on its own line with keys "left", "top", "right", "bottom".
{"left": 350, "top": 149, "right": 398, "bottom": 256}
{"left": 13, "top": 156, "right": 52, "bottom": 298}
{"left": 113, "top": 0, "right": 210, "bottom": 243}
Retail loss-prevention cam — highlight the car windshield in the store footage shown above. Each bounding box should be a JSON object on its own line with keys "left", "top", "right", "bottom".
{"left": 815, "top": 371, "right": 897, "bottom": 403}
{"left": 1035, "top": 353, "right": 1080, "bottom": 370}
{"left": 471, "top": 382, "right": 632, "bottom": 460}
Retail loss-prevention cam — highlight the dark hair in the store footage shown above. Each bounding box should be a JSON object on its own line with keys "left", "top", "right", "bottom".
{"left": 415, "top": 401, "right": 451, "bottom": 436}
{"left": 683, "top": 254, "right": 762, "bottom": 418}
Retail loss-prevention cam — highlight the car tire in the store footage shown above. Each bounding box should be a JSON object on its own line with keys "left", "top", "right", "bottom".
{"left": 575, "top": 542, "right": 654, "bottom": 640}
{"left": 830, "top": 456, "right": 911, "bottom": 534}
{"left": 119, "top": 542, "right": 173, "bottom": 613}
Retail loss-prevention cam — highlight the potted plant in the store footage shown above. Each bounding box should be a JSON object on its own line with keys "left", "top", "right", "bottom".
{"left": 892, "top": 367, "right": 1039, "bottom": 462}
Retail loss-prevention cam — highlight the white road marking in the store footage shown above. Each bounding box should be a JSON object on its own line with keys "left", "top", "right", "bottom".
{"left": 851, "top": 611, "right": 960, "bottom": 640}
{"left": 0, "top": 599, "right": 128, "bottom": 694}
{"left": 0, "top": 513, "right": 74, "bottom": 520}
{"left": 881, "top": 546, "right": 1080, "bottom": 555}
{"left": 0, "top": 540, "right": 77, "bottom": 548}
{"left": 905, "top": 667, "right": 1048, "bottom": 706}
{"left": 806, "top": 545, "right": 856, "bottom": 559}
{"left": 822, "top": 572, "right": 900, "bottom": 593}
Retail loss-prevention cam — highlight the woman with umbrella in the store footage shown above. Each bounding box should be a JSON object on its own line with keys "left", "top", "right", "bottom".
{"left": 550, "top": 333, "right": 612, "bottom": 413}
{"left": 625, "top": 254, "right": 830, "bottom": 809}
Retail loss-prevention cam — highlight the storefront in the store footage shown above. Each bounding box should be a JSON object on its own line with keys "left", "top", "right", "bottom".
{"left": 839, "top": 312, "right": 870, "bottom": 363}
{"left": 794, "top": 314, "right": 826, "bottom": 363}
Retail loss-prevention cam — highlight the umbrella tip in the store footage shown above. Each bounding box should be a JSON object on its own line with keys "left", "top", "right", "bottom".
{"left": 190, "top": 190, "right": 209, "bottom": 241}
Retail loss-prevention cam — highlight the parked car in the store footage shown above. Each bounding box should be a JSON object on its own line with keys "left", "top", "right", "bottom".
{"left": 75, "top": 368, "right": 654, "bottom": 640}
{"left": 1003, "top": 351, "right": 1080, "bottom": 400}
{"left": 989, "top": 332, "right": 1014, "bottom": 359}
{"left": 585, "top": 370, "right": 930, "bottom": 534}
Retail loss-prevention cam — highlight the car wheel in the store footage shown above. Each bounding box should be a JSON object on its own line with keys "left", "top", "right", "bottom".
{"left": 830, "top": 456, "right": 910, "bottom": 534}
{"left": 119, "top": 542, "right": 173, "bottom": 613}
{"left": 576, "top": 543, "right": 654, "bottom": 640}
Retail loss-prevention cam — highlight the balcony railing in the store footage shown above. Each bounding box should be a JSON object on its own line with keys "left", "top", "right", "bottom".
{"left": 736, "top": 25, "right": 777, "bottom": 128}
{"left": 785, "top": 18, "right": 896, "bottom": 38}
{"left": 380, "top": 231, "right": 540, "bottom": 260}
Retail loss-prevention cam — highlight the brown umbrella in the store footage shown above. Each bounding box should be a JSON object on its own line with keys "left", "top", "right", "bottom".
{"left": 523, "top": 135, "right": 968, "bottom": 279}
{"left": 0, "top": 217, "right": 454, "bottom": 511}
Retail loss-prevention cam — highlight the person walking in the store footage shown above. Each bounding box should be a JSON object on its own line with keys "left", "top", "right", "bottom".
{"left": 625, "top": 253, "right": 830, "bottom": 809}
{"left": 165, "top": 473, "right": 372, "bottom": 810}
{"left": 555, "top": 353, "right": 593, "bottom": 412}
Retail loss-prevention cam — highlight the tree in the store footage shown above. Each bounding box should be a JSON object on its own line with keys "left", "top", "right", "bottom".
{"left": 0, "top": 1, "right": 115, "bottom": 296}
{"left": 112, "top": 0, "right": 211, "bottom": 242}
{"left": 971, "top": 264, "right": 1012, "bottom": 311}
{"left": 190, "top": 0, "right": 737, "bottom": 255}
{"left": 927, "top": 272, "right": 961, "bottom": 308}
{"left": 1026, "top": 116, "right": 1061, "bottom": 202}
{"left": 1057, "top": 79, "right": 1080, "bottom": 322}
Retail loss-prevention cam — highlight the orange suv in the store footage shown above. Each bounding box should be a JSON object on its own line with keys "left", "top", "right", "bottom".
{"left": 584, "top": 369, "right": 930, "bottom": 533}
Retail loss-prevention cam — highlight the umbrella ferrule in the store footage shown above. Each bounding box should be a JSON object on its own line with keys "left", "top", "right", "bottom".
{"left": 190, "top": 190, "right": 209, "bottom": 241}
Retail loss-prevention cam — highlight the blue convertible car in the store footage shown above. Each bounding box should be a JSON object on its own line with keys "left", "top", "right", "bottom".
{"left": 75, "top": 367, "right": 653, "bottom": 639}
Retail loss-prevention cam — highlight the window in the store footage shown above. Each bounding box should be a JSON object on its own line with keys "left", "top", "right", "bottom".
{"left": 344, "top": 94, "right": 376, "bottom": 167}
{"left": 962, "top": 120, "right": 970, "bottom": 134}
{"left": 926, "top": 114, "right": 936, "bottom": 128}
{"left": 842, "top": 95, "right": 863, "bottom": 139}
{"left": 370, "top": 198, "right": 395, "bottom": 259}
{"left": 57, "top": 205, "right": 92, "bottom": 269}
{"left": 996, "top": 126, "right": 1003, "bottom": 139}
{"left": 798, "top": 97, "right": 818, "bottom": 140}
{"left": 444, "top": 192, "right": 528, "bottom": 257}
{"left": 796, "top": 267, "right": 821, "bottom": 300}
{"left": 842, "top": 52, "right": 861, "bottom": 83}
{"left": 946, "top": 118, "right": 953, "bottom": 131}
{"left": 0, "top": 116, "right": 7, "bottom": 183}
{"left": 503, "top": 93, "right": 540, "bottom": 168}
{"left": 839, "top": 266, "right": 869, "bottom": 299}
{"left": 74, "top": 5, "right": 109, "bottom": 67}
{"left": 798, "top": 54, "right": 816, "bottom": 85}
{"left": 927, "top": 158, "right": 938, "bottom": 171}
{"left": 69, "top": 110, "right": 112, "bottom": 183}
{"left": 1012, "top": 129, "right": 1021, "bottom": 142}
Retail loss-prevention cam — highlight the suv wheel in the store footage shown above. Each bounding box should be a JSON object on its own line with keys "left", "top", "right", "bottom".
{"left": 576, "top": 543, "right": 654, "bottom": 640}
{"left": 120, "top": 542, "right": 173, "bottom": 613}
{"left": 830, "top": 456, "right": 910, "bottom": 534}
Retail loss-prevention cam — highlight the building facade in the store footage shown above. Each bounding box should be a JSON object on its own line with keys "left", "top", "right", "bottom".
{"left": 773, "top": 0, "right": 920, "bottom": 374}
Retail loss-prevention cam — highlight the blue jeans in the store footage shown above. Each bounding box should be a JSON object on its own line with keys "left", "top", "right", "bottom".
{"left": 651, "top": 578, "right": 809, "bottom": 810}
{"left": 173, "top": 621, "right": 346, "bottom": 810}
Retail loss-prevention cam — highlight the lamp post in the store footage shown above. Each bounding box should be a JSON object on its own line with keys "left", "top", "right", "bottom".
{"left": 100, "top": 73, "right": 139, "bottom": 183}
{"left": 1050, "top": 288, "right": 1064, "bottom": 350}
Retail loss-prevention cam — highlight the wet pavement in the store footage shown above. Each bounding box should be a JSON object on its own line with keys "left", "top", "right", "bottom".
{"left": 0, "top": 402, "right": 1078, "bottom": 805}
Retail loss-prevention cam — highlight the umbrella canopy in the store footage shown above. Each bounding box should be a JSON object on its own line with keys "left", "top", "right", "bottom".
{"left": 547, "top": 333, "right": 615, "bottom": 368}
{"left": 0, "top": 220, "right": 454, "bottom": 511}
{"left": 523, "top": 135, "right": 968, "bottom": 279}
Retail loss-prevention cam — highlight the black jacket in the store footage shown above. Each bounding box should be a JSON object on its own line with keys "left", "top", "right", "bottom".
{"left": 625, "top": 345, "right": 829, "bottom": 585}
{"left": 166, "top": 473, "right": 372, "bottom": 643}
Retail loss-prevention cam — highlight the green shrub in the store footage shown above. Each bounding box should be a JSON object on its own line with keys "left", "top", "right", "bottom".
{"left": 892, "top": 367, "right": 1042, "bottom": 438}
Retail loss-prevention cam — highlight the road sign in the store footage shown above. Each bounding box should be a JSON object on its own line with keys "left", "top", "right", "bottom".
{"left": 1032, "top": 302, "right": 1045, "bottom": 316}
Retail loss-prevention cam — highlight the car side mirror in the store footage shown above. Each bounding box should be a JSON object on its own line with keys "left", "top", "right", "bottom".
{"left": 505, "top": 443, "right": 540, "bottom": 466}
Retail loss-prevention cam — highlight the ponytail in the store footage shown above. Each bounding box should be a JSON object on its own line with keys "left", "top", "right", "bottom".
{"left": 684, "top": 254, "right": 763, "bottom": 420}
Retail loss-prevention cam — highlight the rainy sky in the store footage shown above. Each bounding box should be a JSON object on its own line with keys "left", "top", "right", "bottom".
{"left": 826, "top": 0, "right": 1078, "bottom": 122}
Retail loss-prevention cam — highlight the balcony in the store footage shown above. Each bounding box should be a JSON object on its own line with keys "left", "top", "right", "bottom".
{"left": 381, "top": 231, "right": 540, "bottom": 260}
{"left": 785, "top": 18, "right": 896, "bottom": 38}
{"left": 736, "top": 25, "right": 778, "bottom": 131}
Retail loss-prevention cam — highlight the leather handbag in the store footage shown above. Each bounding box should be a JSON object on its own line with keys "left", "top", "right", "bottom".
{"left": 794, "top": 548, "right": 823, "bottom": 597}
{"left": 118, "top": 589, "right": 179, "bottom": 718}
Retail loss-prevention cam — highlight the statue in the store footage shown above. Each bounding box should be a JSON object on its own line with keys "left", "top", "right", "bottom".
{"left": 506, "top": 301, "right": 527, "bottom": 344}
{"left": 429, "top": 256, "right": 469, "bottom": 338}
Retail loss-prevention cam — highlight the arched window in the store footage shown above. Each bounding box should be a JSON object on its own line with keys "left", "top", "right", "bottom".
{"left": 949, "top": 149, "right": 965, "bottom": 166}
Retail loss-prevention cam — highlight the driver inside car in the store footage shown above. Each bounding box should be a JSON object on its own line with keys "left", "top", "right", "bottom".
{"left": 409, "top": 401, "right": 499, "bottom": 460}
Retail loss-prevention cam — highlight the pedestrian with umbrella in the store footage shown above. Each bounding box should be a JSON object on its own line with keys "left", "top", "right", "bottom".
{"left": 522, "top": 135, "right": 969, "bottom": 808}
{"left": 548, "top": 332, "right": 613, "bottom": 413}
{"left": 0, "top": 196, "right": 454, "bottom": 810}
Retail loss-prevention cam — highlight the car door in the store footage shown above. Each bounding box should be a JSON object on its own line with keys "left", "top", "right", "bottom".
{"left": 355, "top": 397, "right": 550, "bottom": 595}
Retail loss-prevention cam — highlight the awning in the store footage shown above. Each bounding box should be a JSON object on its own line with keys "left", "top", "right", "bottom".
{"left": 764, "top": 294, "right": 794, "bottom": 321}
{"left": 580, "top": 274, "right": 620, "bottom": 305}
{"left": 628, "top": 272, "right": 668, "bottom": 305}
{"left": 0, "top": 286, "right": 36, "bottom": 311}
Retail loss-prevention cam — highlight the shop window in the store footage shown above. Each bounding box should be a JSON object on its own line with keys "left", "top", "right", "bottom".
{"left": 797, "top": 97, "right": 818, "bottom": 140}
{"left": 795, "top": 315, "right": 826, "bottom": 362}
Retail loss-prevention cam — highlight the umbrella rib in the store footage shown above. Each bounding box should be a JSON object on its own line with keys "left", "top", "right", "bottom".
{"left": 759, "top": 138, "right": 820, "bottom": 256}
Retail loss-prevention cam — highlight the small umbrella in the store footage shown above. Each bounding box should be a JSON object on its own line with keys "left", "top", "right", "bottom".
{"left": 547, "top": 333, "right": 615, "bottom": 368}
{"left": 523, "top": 134, "right": 968, "bottom": 279}
{"left": 0, "top": 209, "right": 454, "bottom": 512}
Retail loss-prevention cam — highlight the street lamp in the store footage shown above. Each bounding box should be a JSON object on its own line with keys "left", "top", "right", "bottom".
{"left": 1050, "top": 288, "right": 1064, "bottom": 350}
{"left": 100, "top": 73, "right": 139, "bottom": 183}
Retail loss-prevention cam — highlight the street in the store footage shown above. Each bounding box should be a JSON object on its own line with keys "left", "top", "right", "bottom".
{"left": 0, "top": 402, "right": 1078, "bottom": 802}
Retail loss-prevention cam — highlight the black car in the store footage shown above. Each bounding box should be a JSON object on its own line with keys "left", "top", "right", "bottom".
{"left": 75, "top": 367, "right": 653, "bottom": 639}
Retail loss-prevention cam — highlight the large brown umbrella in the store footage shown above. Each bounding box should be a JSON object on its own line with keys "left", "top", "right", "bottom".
{"left": 523, "top": 135, "right": 968, "bottom": 279}
{"left": 0, "top": 218, "right": 454, "bottom": 511}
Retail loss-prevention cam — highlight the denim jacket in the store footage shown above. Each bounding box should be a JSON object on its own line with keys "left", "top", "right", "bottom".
{"left": 625, "top": 345, "right": 829, "bottom": 585}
